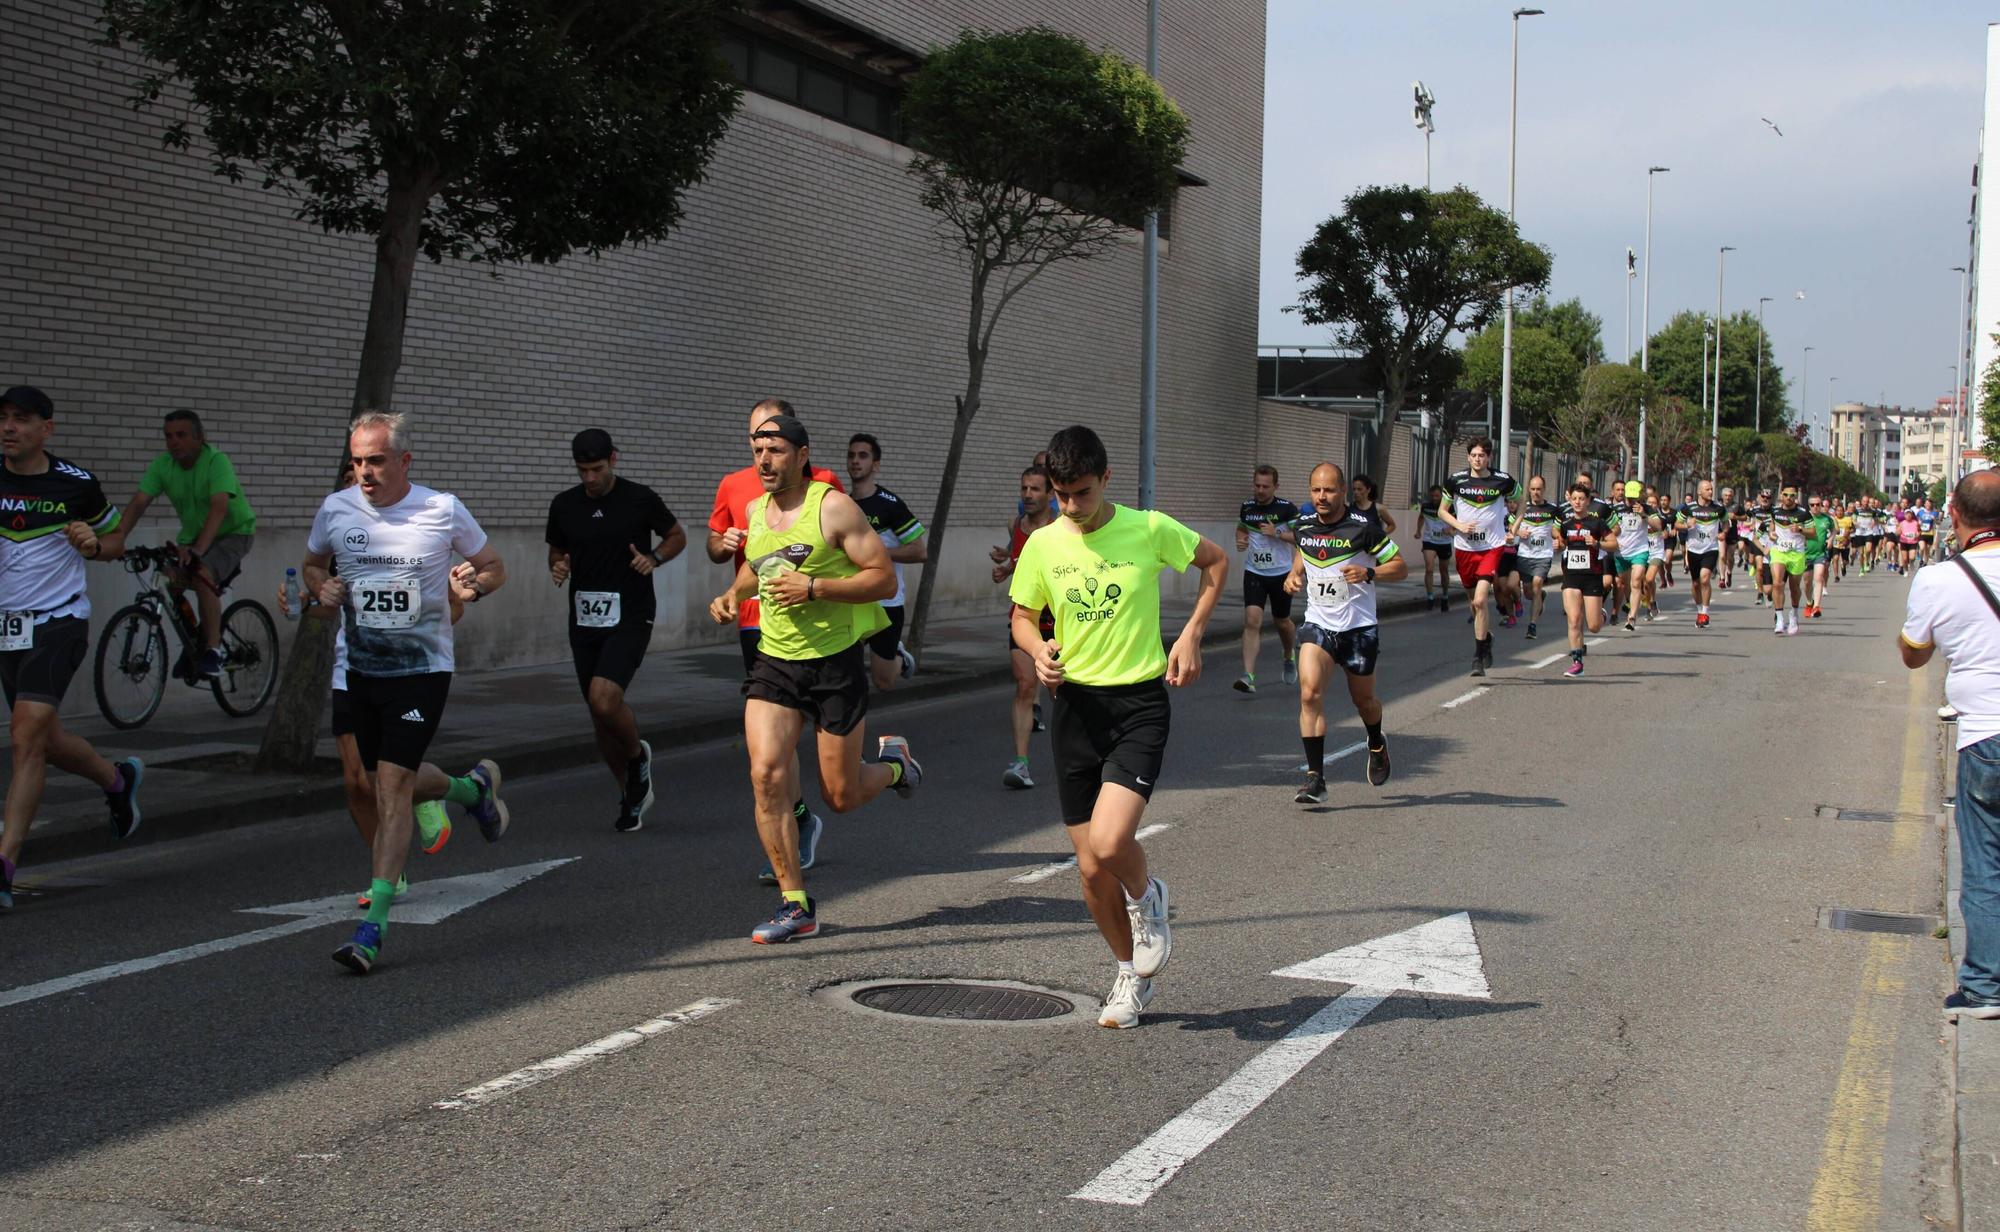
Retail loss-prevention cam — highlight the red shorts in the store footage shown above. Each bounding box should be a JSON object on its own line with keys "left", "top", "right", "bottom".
{"left": 1456, "top": 546, "right": 1506, "bottom": 591}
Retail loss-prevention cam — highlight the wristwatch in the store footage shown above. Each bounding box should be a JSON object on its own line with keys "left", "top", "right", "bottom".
{"left": 1364, "top": 567, "right": 1376, "bottom": 584}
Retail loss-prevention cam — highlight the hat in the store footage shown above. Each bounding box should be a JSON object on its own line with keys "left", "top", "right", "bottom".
{"left": 571, "top": 428, "right": 616, "bottom": 462}
{"left": 1, "top": 386, "right": 53, "bottom": 419}
{"left": 1623, "top": 480, "right": 1643, "bottom": 499}
{"left": 751, "top": 414, "right": 809, "bottom": 448}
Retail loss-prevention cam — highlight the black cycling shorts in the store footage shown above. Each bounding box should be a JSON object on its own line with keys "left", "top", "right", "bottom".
{"left": 744, "top": 641, "right": 869, "bottom": 736}
{"left": 866, "top": 604, "right": 905, "bottom": 662}
{"left": 330, "top": 686, "right": 355, "bottom": 739}
{"left": 572, "top": 621, "right": 651, "bottom": 694}
{"left": 1299, "top": 621, "right": 1379, "bottom": 676}
{"left": 0, "top": 615, "right": 89, "bottom": 708}
{"left": 1684, "top": 550, "right": 1719, "bottom": 578}
{"left": 1563, "top": 571, "right": 1606, "bottom": 598}
{"left": 1050, "top": 677, "right": 1170, "bottom": 824}
{"left": 1242, "top": 571, "right": 1293, "bottom": 620}
{"left": 346, "top": 671, "right": 451, "bottom": 772}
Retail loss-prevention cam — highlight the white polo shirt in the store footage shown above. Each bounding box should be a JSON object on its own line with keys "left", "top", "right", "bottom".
{"left": 1903, "top": 547, "right": 2000, "bottom": 750}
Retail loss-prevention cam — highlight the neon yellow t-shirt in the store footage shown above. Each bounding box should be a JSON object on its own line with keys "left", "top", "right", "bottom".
{"left": 1008, "top": 504, "right": 1200, "bottom": 687}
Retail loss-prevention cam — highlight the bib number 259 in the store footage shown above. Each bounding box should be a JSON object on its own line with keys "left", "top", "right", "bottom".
{"left": 355, "top": 579, "right": 420, "bottom": 629}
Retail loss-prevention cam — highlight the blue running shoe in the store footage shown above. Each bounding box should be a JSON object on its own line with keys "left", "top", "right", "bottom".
{"left": 466, "top": 759, "right": 508, "bottom": 842}
{"left": 878, "top": 735, "right": 920, "bottom": 799}
{"left": 751, "top": 898, "right": 819, "bottom": 944}
{"left": 106, "top": 757, "right": 143, "bottom": 841}
{"left": 756, "top": 809, "right": 823, "bottom": 885}
{"left": 333, "top": 921, "right": 382, "bottom": 974}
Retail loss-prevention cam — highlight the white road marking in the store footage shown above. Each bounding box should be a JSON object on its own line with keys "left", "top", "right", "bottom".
{"left": 432, "top": 997, "right": 736, "bottom": 1110}
{"left": 1009, "top": 823, "right": 1173, "bottom": 884}
{"left": 0, "top": 917, "right": 327, "bottom": 1009}
{"left": 1439, "top": 686, "right": 1491, "bottom": 709}
{"left": 1295, "top": 742, "right": 1367, "bottom": 773}
{"left": 1528, "top": 636, "right": 1606, "bottom": 670}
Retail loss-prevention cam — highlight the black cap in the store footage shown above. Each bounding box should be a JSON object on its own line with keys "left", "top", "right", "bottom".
{"left": 1, "top": 386, "right": 53, "bottom": 419}
{"left": 751, "top": 414, "right": 809, "bottom": 448}
{"left": 571, "top": 428, "right": 616, "bottom": 462}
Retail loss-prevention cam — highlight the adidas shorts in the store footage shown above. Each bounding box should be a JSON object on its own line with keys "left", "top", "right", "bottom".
{"left": 345, "top": 670, "right": 451, "bottom": 772}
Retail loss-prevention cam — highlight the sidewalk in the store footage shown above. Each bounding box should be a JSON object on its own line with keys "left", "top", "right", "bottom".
{"left": 1947, "top": 731, "right": 2000, "bottom": 1229}
{"left": 17, "top": 593, "right": 1434, "bottom": 866}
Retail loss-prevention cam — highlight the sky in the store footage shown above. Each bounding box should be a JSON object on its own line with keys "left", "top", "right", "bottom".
{"left": 1257, "top": 0, "right": 1989, "bottom": 444}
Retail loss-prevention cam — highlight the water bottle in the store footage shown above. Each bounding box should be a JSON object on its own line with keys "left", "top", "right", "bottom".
{"left": 282, "top": 568, "right": 301, "bottom": 621}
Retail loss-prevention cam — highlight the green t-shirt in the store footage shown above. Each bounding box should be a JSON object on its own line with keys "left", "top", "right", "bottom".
{"left": 1805, "top": 513, "right": 1834, "bottom": 561}
{"left": 140, "top": 445, "right": 256, "bottom": 544}
{"left": 1008, "top": 503, "right": 1201, "bottom": 687}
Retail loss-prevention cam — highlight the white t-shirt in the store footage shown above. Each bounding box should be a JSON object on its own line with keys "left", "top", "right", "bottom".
{"left": 1615, "top": 503, "right": 1652, "bottom": 557}
{"left": 1903, "top": 549, "right": 2000, "bottom": 749}
{"left": 306, "top": 484, "right": 487, "bottom": 678}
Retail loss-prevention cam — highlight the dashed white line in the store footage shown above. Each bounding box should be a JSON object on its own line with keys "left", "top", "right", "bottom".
{"left": 1528, "top": 636, "right": 1606, "bottom": 670}
{"left": 1439, "top": 686, "right": 1491, "bottom": 710}
{"left": 1009, "top": 823, "right": 1173, "bottom": 884}
{"left": 432, "top": 997, "right": 737, "bottom": 1111}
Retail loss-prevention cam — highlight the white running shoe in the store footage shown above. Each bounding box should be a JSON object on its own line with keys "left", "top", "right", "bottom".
{"left": 1127, "top": 877, "right": 1172, "bottom": 977}
{"left": 1943, "top": 705, "right": 1962, "bottom": 722}
{"left": 1097, "top": 969, "right": 1155, "bottom": 1029}
{"left": 1002, "top": 758, "right": 1033, "bottom": 789}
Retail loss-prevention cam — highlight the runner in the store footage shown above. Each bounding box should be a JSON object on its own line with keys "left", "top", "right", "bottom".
{"left": 1831, "top": 500, "right": 1854, "bottom": 584}
{"left": 1418, "top": 485, "right": 1455, "bottom": 612}
{"left": 1349, "top": 475, "right": 1397, "bottom": 539}
{"left": 1555, "top": 479, "right": 1619, "bottom": 676}
{"left": 1676, "top": 479, "right": 1727, "bottom": 627}
{"left": 546, "top": 428, "right": 685, "bottom": 831}
{"left": 1234, "top": 465, "right": 1299, "bottom": 694}
{"left": 1804, "top": 494, "right": 1835, "bottom": 618}
{"left": 709, "top": 413, "right": 917, "bottom": 945}
{"left": 1741, "top": 489, "right": 1773, "bottom": 604}
{"left": 1579, "top": 476, "right": 1617, "bottom": 598}
{"left": 1896, "top": 500, "right": 1922, "bottom": 574}
{"left": 98, "top": 409, "right": 257, "bottom": 678}
{"left": 1509, "top": 475, "right": 1561, "bottom": 640}
{"left": 1285, "top": 462, "right": 1406, "bottom": 805}
{"left": 1918, "top": 497, "right": 1941, "bottom": 565}
{"left": 1611, "top": 480, "right": 1655, "bottom": 631}
{"left": 846, "top": 433, "right": 927, "bottom": 691}
{"left": 1854, "top": 497, "right": 1880, "bottom": 574}
{"left": 1008, "top": 425, "right": 1227, "bottom": 1029}
{"left": 707, "top": 399, "right": 842, "bottom": 883}
{"left": 1718, "top": 485, "right": 1738, "bottom": 590}
{"left": 1, "top": 386, "right": 142, "bottom": 910}
{"left": 304, "top": 412, "right": 510, "bottom": 974}
{"left": 1438, "top": 438, "right": 1519, "bottom": 676}
{"left": 991, "top": 464, "right": 1056, "bottom": 788}
{"left": 1765, "top": 486, "right": 1811, "bottom": 635}
{"left": 1641, "top": 485, "right": 1668, "bottom": 621}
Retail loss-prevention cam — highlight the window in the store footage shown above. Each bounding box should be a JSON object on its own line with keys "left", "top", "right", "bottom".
{"left": 717, "top": 22, "right": 903, "bottom": 141}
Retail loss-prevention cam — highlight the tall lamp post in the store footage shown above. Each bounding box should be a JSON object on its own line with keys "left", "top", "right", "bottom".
{"left": 1497, "top": 6, "right": 1543, "bottom": 477}
{"left": 1638, "top": 165, "right": 1668, "bottom": 478}
{"left": 1828, "top": 377, "right": 1840, "bottom": 456}
{"left": 1954, "top": 264, "right": 1970, "bottom": 484}
{"left": 1708, "top": 246, "right": 1735, "bottom": 476}
{"left": 1624, "top": 247, "right": 1636, "bottom": 360}
{"left": 1413, "top": 82, "right": 1436, "bottom": 191}
{"left": 1137, "top": 0, "right": 1160, "bottom": 509}
{"left": 1753, "top": 296, "right": 1772, "bottom": 431}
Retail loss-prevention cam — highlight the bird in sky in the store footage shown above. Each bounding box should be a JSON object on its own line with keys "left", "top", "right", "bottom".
{"left": 1761, "top": 117, "right": 1784, "bottom": 137}
{"left": 1794, "top": 290, "right": 1807, "bottom": 300}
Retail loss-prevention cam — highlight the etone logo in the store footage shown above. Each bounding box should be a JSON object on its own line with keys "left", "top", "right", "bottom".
{"left": 1065, "top": 576, "right": 1123, "bottom": 623}
{"left": 344, "top": 528, "right": 369, "bottom": 552}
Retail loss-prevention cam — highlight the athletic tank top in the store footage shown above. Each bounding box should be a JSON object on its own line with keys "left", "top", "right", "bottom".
{"left": 745, "top": 481, "right": 889, "bottom": 661}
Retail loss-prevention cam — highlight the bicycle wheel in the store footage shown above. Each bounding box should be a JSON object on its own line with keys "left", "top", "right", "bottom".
{"left": 94, "top": 604, "right": 167, "bottom": 729}
{"left": 211, "top": 599, "right": 280, "bottom": 717}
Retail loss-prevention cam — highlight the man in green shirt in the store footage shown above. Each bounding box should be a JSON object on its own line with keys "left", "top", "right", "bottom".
{"left": 101, "top": 410, "right": 256, "bottom": 677}
{"left": 1804, "top": 494, "right": 1836, "bottom": 620}
{"left": 1009, "top": 425, "right": 1228, "bottom": 1029}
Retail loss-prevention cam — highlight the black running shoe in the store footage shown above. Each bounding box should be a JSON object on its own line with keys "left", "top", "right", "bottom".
{"left": 1294, "top": 773, "right": 1327, "bottom": 804}
{"left": 1032, "top": 702, "right": 1046, "bottom": 733}
{"left": 106, "top": 757, "right": 143, "bottom": 841}
{"left": 1367, "top": 743, "right": 1391, "bottom": 787}
{"left": 1470, "top": 656, "right": 1486, "bottom": 677}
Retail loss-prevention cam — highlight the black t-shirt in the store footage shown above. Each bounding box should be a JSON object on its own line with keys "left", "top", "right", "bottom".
{"left": 1557, "top": 511, "right": 1613, "bottom": 573}
{"left": 545, "top": 477, "right": 677, "bottom": 628}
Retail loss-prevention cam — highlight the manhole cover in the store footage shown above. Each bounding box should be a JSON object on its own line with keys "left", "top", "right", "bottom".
{"left": 816, "top": 979, "right": 1096, "bottom": 1026}
{"left": 1818, "top": 907, "right": 1941, "bottom": 936}
{"left": 1814, "top": 805, "right": 1929, "bottom": 825}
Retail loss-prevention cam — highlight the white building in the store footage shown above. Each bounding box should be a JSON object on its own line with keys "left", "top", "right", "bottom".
{"left": 1969, "top": 22, "right": 2000, "bottom": 465}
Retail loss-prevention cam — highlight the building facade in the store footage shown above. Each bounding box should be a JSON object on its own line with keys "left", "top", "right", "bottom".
{"left": 5, "top": 0, "right": 1273, "bottom": 674}
{"left": 1830, "top": 401, "right": 1906, "bottom": 492}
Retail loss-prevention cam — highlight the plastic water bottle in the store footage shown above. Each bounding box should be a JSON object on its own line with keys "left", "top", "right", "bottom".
{"left": 282, "top": 568, "right": 301, "bottom": 621}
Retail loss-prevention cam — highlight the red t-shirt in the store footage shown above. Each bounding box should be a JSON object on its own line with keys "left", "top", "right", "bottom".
{"left": 709, "top": 464, "right": 844, "bottom": 629}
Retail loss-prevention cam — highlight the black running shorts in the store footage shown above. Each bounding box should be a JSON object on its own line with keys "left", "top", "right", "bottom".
{"left": 1050, "top": 677, "right": 1170, "bottom": 824}
{"left": 1299, "top": 620, "right": 1379, "bottom": 676}
{"left": 330, "top": 687, "right": 355, "bottom": 739}
{"left": 572, "top": 621, "right": 651, "bottom": 694}
{"left": 865, "top": 604, "right": 905, "bottom": 662}
{"left": 1241, "top": 570, "right": 1294, "bottom": 620}
{"left": 0, "top": 615, "right": 88, "bottom": 708}
{"left": 1684, "top": 549, "right": 1719, "bottom": 578}
{"left": 1563, "top": 571, "right": 1606, "bottom": 598}
{"left": 744, "top": 641, "right": 869, "bottom": 736}
{"left": 1422, "top": 541, "right": 1454, "bottom": 561}
{"left": 346, "top": 671, "right": 451, "bottom": 772}
{"left": 738, "top": 628, "right": 761, "bottom": 677}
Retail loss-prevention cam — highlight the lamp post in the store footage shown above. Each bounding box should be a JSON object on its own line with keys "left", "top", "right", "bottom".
{"left": 1829, "top": 377, "right": 1839, "bottom": 456}
{"left": 1954, "top": 264, "right": 1970, "bottom": 484}
{"left": 1413, "top": 81, "right": 1436, "bottom": 191}
{"left": 1137, "top": 0, "right": 1160, "bottom": 509}
{"left": 1638, "top": 165, "right": 1668, "bottom": 478}
{"left": 1623, "top": 247, "right": 1636, "bottom": 360}
{"left": 1497, "top": 6, "right": 1543, "bottom": 478}
{"left": 1753, "top": 296, "right": 1772, "bottom": 432}
{"left": 1708, "top": 246, "right": 1734, "bottom": 477}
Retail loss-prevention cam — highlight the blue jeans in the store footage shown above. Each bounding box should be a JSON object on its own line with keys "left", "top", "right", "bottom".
{"left": 1959, "top": 736, "right": 2000, "bottom": 1003}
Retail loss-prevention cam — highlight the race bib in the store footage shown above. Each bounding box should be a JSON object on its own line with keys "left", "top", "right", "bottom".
{"left": 1778, "top": 528, "right": 1805, "bottom": 551}
{"left": 353, "top": 577, "right": 421, "bottom": 629}
{"left": 1461, "top": 530, "right": 1486, "bottom": 546}
{"left": 1565, "top": 548, "right": 1592, "bottom": 571}
{"left": 0, "top": 612, "right": 30, "bottom": 652}
{"left": 1526, "top": 525, "right": 1551, "bottom": 547}
{"left": 1622, "top": 514, "right": 1644, "bottom": 534}
{"left": 1250, "top": 549, "right": 1276, "bottom": 570}
{"left": 575, "top": 590, "right": 620, "bottom": 628}
{"left": 1311, "top": 571, "right": 1352, "bottom": 603}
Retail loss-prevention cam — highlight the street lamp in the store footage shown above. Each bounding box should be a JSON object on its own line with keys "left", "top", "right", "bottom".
{"left": 1413, "top": 81, "right": 1436, "bottom": 191}
{"left": 1708, "top": 246, "right": 1735, "bottom": 477}
{"left": 1637, "top": 165, "right": 1668, "bottom": 479}
{"left": 1753, "top": 296, "right": 1772, "bottom": 432}
{"left": 1497, "top": 6, "right": 1543, "bottom": 478}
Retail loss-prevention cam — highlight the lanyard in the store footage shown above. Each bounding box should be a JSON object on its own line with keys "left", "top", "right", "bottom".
{"left": 1963, "top": 528, "right": 2000, "bottom": 552}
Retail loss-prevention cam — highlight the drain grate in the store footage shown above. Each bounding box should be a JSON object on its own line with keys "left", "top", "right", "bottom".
{"left": 1814, "top": 805, "right": 1929, "bottom": 825}
{"left": 1818, "top": 907, "right": 1941, "bottom": 936}
{"left": 853, "top": 982, "right": 1073, "bottom": 1021}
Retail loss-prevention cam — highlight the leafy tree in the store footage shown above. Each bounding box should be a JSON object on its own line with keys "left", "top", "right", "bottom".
{"left": 1460, "top": 323, "right": 1580, "bottom": 440}
{"left": 900, "top": 26, "right": 1187, "bottom": 659}
{"left": 1932, "top": 478, "right": 1949, "bottom": 504}
{"left": 1572, "top": 362, "right": 1653, "bottom": 471}
{"left": 1293, "top": 184, "right": 1551, "bottom": 485}
{"left": 1639, "top": 396, "right": 1701, "bottom": 486}
{"left": 1642, "top": 310, "right": 1789, "bottom": 432}
{"left": 1517, "top": 295, "right": 1605, "bottom": 369}
{"left": 103, "top": 0, "right": 743, "bottom": 769}
{"left": 1980, "top": 342, "right": 2000, "bottom": 464}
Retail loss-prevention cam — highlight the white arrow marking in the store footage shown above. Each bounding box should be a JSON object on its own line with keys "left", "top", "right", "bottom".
{"left": 1073, "top": 912, "right": 1488, "bottom": 1206}
{"left": 1009, "top": 825, "right": 1171, "bottom": 884}
{"left": 433, "top": 996, "right": 737, "bottom": 1110}
{"left": 0, "top": 859, "right": 575, "bottom": 1011}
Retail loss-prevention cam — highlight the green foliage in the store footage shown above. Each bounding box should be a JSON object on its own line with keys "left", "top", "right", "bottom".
{"left": 102, "top": 0, "right": 743, "bottom": 266}
{"left": 1642, "top": 310, "right": 1789, "bottom": 431}
{"left": 1981, "top": 342, "right": 2000, "bottom": 464}
{"left": 1543, "top": 362, "right": 1650, "bottom": 468}
{"left": 1709, "top": 425, "right": 1876, "bottom": 498}
{"left": 1460, "top": 324, "right": 1580, "bottom": 436}
{"left": 1932, "top": 478, "right": 1949, "bottom": 504}
{"left": 1517, "top": 295, "right": 1605, "bottom": 369}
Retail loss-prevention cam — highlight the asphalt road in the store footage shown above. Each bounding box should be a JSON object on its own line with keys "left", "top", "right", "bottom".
{"left": 1, "top": 566, "right": 1956, "bottom": 1231}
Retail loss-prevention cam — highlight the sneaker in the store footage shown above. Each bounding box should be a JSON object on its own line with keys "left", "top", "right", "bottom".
{"left": 1623, "top": 619, "right": 1636, "bottom": 632}
{"left": 896, "top": 642, "right": 916, "bottom": 680}
{"left": 1810, "top": 605, "right": 1822, "bottom": 618}
{"left": 1097, "top": 969, "right": 1155, "bottom": 1029}
{"left": 1366, "top": 742, "right": 1391, "bottom": 787}
{"left": 1032, "top": 702, "right": 1046, "bottom": 733}
{"left": 1294, "top": 773, "right": 1327, "bottom": 804}
{"left": 1945, "top": 989, "right": 2000, "bottom": 1021}
{"left": 106, "top": 757, "right": 143, "bottom": 841}
{"left": 1440, "top": 596, "right": 1450, "bottom": 612}
{"left": 416, "top": 800, "right": 452, "bottom": 853}
{"left": 1642, "top": 608, "right": 1654, "bottom": 623}
{"left": 756, "top": 810, "right": 825, "bottom": 884}
{"left": 617, "top": 740, "right": 655, "bottom": 833}
{"left": 194, "top": 647, "right": 225, "bottom": 679}
{"left": 0, "top": 854, "right": 14, "bottom": 911}
{"left": 1003, "top": 758, "right": 1034, "bottom": 789}
{"left": 1525, "top": 622, "right": 1538, "bottom": 640}
{"left": 1772, "top": 616, "right": 1784, "bottom": 635}
{"left": 466, "top": 759, "right": 508, "bottom": 841}
{"left": 1696, "top": 612, "right": 1709, "bottom": 628}
{"left": 1470, "top": 653, "right": 1486, "bottom": 677}
{"left": 356, "top": 875, "right": 409, "bottom": 909}
{"left": 1502, "top": 614, "right": 1517, "bottom": 629}
{"left": 751, "top": 898, "right": 819, "bottom": 944}
{"left": 1233, "top": 672, "right": 1257, "bottom": 694}
{"left": 1563, "top": 659, "right": 1584, "bottom": 677}
{"left": 1943, "top": 705, "right": 1962, "bottom": 722}
{"left": 1426, "top": 596, "right": 1437, "bottom": 611}
{"left": 332, "top": 921, "right": 382, "bottom": 974}
{"left": 1127, "top": 877, "right": 1171, "bottom": 978}
{"left": 878, "top": 735, "right": 921, "bottom": 798}
{"left": 1282, "top": 658, "right": 1298, "bottom": 686}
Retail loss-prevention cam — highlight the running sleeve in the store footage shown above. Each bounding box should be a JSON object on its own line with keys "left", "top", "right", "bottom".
{"left": 1148, "top": 510, "right": 1201, "bottom": 573}
{"left": 448, "top": 496, "right": 489, "bottom": 559}
{"left": 647, "top": 488, "right": 679, "bottom": 540}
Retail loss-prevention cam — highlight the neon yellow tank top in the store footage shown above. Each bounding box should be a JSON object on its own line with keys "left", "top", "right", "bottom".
{"left": 745, "top": 481, "right": 889, "bottom": 661}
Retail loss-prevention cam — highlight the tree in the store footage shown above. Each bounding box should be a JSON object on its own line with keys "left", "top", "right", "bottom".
{"left": 900, "top": 26, "right": 1187, "bottom": 659}
{"left": 1642, "top": 310, "right": 1789, "bottom": 431}
{"left": 1640, "top": 396, "right": 1701, "bottom": 486}
{"left": 1572, "top": 362, "right": 1653, "bottom": 472}
{"left": 1460, "top": 323, "right": 1580, "bottom": 440}
{"left": 1293, "top": 184, "right": 1551, "bottom": 486}
{"left": 1980, "top": 343, "right": 2000, "bottom": 464}
{"left": 1517, "top": 295, "right": 1605, "bottom": 369}
{"left": 103, "top": 0, "right": 743, "bottom": 769}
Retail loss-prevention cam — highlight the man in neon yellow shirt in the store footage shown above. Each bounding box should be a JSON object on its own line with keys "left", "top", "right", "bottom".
{"left": 709, "top": 414, "right": 915, "bottom": 945}
{"left": 1009, "top": 425, "right": 1228, "bottom": 1028}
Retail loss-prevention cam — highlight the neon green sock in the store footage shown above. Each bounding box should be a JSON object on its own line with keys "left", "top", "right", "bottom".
{"left": 885, "top": 759, "right": 905, "bottom": 787}
{"left": 443, "top": 775, "right": 481, "bottom": 807}
{"left": 782, "top": 889, "right": 810, "bottom": 910}
{"left": 364, "top": 878, "right": 395, "bottom": 932}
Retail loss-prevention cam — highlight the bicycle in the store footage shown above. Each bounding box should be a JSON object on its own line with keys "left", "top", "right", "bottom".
{"left": 93, "top": 544, "right": 280, "bottom": 729}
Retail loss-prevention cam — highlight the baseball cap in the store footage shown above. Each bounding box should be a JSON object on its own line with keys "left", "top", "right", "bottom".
{"left": 571, "top": 428, "right": 616, "bottom": 462}
{"left": 1623, "top": 480, "right": 1642, "bottom": 499}
{"left": 1, "top": 386, "right": 53, "bottom": 419}
{"left": 751, "top": 415, "right": 809, "bottom": 448}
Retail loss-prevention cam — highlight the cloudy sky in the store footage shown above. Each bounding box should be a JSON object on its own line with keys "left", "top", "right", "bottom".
{"left": 1256, "top": 1, "right": 1989, "bottom": 441}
